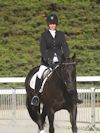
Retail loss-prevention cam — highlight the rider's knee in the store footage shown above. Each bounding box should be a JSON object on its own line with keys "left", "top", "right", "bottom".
{"left": 37, "top": 65, "right": 48, "bottom": 79}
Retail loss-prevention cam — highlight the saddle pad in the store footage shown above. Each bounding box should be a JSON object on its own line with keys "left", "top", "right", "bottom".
{"left": 29, "top": 71, "right": 52, "bottom": 93}
{"left": 39, "top": 71, "right": 52, "bottom": 93}
{"left": 30, "top": 72, "right": 38, "bottom": 89}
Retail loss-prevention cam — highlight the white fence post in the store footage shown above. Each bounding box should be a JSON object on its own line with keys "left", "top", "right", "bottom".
{"left": 90, "top": 87, "right": 95, "bottom": 130}
{"left": 12, "top": 88, "right": 16, "bottom": 125}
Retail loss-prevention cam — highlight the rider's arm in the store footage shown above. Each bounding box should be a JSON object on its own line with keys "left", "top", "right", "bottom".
{"left": 61, "top": 33, "right": 70, "bottom": 58}
{"left": 40, "top": 33, "right": 48, "bottom": 63}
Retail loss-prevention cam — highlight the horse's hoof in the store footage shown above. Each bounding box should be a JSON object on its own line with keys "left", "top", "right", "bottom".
{"left": 73, "top": 130, "right": 77, "bottom": 133}
{"left": 40, "top": 130, "right": 45, "bottom": 133}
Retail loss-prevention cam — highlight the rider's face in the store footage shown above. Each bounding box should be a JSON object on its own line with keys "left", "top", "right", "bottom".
{"left": 48, "top": 23, "right": 57, "bottom": 30}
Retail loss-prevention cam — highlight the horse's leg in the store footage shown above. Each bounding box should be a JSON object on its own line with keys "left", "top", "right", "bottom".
{"left": 26, "top": 97, "right": 45, "bottom": 132}
{"left": 69, "top": 104, "right": 77, "bottom": 133}
{"left": 47, "top": 110, "right": 55, "bottom": 133}
{"left": 41, "top": 105, "right": 47, "bottom": 126}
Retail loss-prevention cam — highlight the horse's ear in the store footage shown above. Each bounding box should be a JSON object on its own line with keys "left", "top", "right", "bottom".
{"left": 72, "top": 53, "right": 76, "bottom": 60}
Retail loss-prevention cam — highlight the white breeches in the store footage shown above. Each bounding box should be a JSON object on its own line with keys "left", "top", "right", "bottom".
{"left": 37, "top": 65, "right": 48, "bottom": 79}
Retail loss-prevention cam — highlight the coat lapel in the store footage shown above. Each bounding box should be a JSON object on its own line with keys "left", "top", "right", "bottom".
{"left": 47, "top": 30, "right": 58, "bottom": 39}
{"left": 47, "top": 30, "right": 53, "bottom": 39}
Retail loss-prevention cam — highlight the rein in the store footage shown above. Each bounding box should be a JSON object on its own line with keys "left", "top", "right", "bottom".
{"left": 54, "top": 65, "right": 61, "bottom": 80}
{"left": 62, "top": 62, "right": 76, "bottom": 65}
{"left": 53, "top": 64, "right": 68, "bottom": 87}
{"left": 54, "top": 61, "right": 76, "bottom": 88}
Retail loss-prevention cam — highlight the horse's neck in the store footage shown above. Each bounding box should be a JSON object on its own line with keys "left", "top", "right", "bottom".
{"left": 52, "top": 67, "right": 61, "bottom": 79}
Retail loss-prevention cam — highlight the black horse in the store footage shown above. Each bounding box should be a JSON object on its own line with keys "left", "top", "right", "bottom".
{"left": 25, "top": 55, "right": 79, "bottom": 133}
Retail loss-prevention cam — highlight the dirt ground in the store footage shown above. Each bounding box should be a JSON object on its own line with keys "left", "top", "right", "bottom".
{"left": 0, "top": 120, "right": 100, "bottom": 133}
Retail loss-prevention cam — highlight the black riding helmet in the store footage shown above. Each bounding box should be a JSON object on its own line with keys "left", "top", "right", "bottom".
{"left": 46, "top": 14, "right": 58, "bottom": 25}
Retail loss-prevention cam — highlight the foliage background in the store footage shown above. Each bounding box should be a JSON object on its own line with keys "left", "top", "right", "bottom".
{"left": 0, "top": 0, "right": 100, "bottom": 77}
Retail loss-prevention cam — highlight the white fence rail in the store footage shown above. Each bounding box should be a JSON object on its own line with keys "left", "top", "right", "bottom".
{"left": 0, "top": 76, "right": 100, "bottom": 130}
{"left": 0, "top": 76, "right": 100, "bottom": 83}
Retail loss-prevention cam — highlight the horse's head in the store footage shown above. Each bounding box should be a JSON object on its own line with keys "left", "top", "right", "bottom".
{"left": 60, "top": 54, "right": 76, "bottom": 93}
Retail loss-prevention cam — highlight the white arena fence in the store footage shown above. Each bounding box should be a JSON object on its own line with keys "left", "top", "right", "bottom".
{"left": 0, "top": 76, "right": 100, "bottom": 130}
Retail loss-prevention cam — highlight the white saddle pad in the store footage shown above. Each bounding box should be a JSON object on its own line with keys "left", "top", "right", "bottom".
{"left": 30, "top": 72, "right": 38, "bottom": 90}
{"left": 29, "top": 71, "right": 52, "bottom": 93}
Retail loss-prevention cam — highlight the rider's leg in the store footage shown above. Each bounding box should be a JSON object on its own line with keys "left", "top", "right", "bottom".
{"left": 31, "top": 65, "right": 48, "bottom": 106}
{"left": 31, "top": 76, "right": 41, "bottom": 105}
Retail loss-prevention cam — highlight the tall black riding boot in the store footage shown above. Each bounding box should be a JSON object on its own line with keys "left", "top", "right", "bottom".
{"left": 31, "top": 77, "right": 41, "bottom": 106}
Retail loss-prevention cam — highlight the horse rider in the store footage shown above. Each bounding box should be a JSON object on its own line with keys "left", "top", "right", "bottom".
{"left": 31, "top": 13, "right": 70, "bottom": 106}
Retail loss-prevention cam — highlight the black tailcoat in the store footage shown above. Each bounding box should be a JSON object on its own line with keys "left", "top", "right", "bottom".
{"left": 40, "top": 30, "right": 70, "bottom": 66}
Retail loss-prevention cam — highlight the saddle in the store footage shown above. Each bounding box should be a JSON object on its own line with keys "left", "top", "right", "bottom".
{"left": 30, "top": 68, "right": 52, "bottom": 93}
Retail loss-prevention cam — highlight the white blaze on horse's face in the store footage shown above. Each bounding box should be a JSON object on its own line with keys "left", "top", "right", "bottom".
{"left": 40, "top": 130, "right": 45, "bottom": 133}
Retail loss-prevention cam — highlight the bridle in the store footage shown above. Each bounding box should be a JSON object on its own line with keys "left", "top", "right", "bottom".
{"left": 62, "top": 62, "right": 76, "bottom": 65}
{"left": 56, "top": 62, "right": 76, "bottom": 88}
{"left": 52, "top": 60, "right": 76, "bottom": 88}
